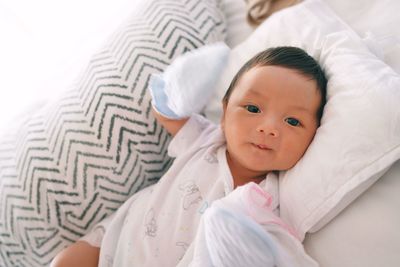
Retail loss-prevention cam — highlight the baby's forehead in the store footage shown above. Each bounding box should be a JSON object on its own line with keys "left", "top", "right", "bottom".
{"left": 238, "top": 65, "right": 318, "bottom": 89}
{"left": 248, "top": 64, "right": 312, "bottom": 79}
{"left": 234, "top": 66, "right": 321, "bottom": 106}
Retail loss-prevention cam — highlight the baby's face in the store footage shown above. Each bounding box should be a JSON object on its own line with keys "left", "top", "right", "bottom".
{"left": 221, "top": 65, "right": 321, "bottom": 177}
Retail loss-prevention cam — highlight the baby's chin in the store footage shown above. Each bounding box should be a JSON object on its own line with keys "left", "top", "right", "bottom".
{"left": 246, "top": 161, "right": 297, "bottom": 174}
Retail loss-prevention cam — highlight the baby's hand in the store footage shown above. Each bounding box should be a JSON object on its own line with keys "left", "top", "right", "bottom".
{"left": 149, "top": 42, "right": 230, "bottom": 119}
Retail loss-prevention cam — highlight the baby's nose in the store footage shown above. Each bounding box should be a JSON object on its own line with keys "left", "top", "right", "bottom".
{"left": 257, "top": 120, "right": 279, "bottom": 137}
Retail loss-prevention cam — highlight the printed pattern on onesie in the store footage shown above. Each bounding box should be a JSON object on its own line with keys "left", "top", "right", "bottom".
{"left": 97, "top": 115, "right": 235, "bottom": 267}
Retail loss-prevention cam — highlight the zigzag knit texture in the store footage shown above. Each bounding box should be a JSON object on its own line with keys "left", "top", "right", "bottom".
{"left": 0, "top": 0, "right": 226, "bottom": 266}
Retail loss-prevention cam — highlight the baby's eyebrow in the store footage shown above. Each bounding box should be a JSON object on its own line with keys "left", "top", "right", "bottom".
{"left": 290, "top": 105, "right": 308, "bottom": 111}
{"left": 246, "top": 88, "right": 262, "bottom": 96}
{"left": 289, "top": 105, "right": 314, "bottom": 115}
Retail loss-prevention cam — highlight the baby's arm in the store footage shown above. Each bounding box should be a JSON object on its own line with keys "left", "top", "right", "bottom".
{"left": 152, "top": 107, "right": 188, "bottom": 136}
{"left": 50, "top": 241, "right": 99, "bottom": 267}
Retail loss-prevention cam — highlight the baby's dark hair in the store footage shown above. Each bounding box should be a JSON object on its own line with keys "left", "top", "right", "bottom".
{"left": 223, "top": 46, "right": 327, "bottom": 122}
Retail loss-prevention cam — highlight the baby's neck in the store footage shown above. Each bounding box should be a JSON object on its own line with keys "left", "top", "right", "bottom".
{"left": 226, "top": 151, "right": 267, "bottom": 189}
{"left": 233, "top": 175, "right": 265, "bottom": 188}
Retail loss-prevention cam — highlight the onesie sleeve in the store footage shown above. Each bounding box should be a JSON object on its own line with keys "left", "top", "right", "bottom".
{"left": 168, "top": 114, "right": 220, "bottom": 157}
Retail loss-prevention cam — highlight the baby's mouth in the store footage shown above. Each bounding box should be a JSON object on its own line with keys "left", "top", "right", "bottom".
{"left": 252, "top": 143, "right": 272, "bottom": 151}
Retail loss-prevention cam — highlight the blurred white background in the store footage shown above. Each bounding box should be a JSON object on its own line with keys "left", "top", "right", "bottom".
{"left": 0, "top": 0, "right": 135, "bottom": 132}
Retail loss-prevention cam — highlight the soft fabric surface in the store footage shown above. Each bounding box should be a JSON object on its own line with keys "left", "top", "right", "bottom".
{"left": 0, "top": 0, "right": 226, "bottom": 265}
{"left": 323, "top": 0, "right": 400, "bottom": 74}
{"left": 304, "top": 159, "right": 400, "bottom": 267}
{"left": 204, "top": 0, "right": 400, "bottom": 239}
{"left": 185, "top": 182, "right": 317, "bottom": 267}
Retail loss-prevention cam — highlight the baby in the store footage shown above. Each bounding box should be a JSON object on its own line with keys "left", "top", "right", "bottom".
{"left": 51, "top": 45, "right": 327, "bottom": 267}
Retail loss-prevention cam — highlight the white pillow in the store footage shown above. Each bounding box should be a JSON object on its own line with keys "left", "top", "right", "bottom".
{"left": 324, "top": 0, "right": 400, "bottom": 41}
{"left": 304, "top": 159, "right": 400, "bottom": 267}
{"left": 323, "top": 0, "right": 400, "bottom": 76}
{"left": 204, "top": 0, "right": 400, "bottom": 239}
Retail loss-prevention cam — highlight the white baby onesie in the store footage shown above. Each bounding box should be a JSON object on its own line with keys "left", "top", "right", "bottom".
{"left": 80, "top": 114, "right": 278, "bottom": 267}
{"left": 180, "top": 182, "right": 317, "bottom": 267}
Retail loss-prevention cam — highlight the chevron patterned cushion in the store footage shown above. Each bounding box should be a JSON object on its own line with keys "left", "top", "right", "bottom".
{"left": 0, "top": 1, "right": 226, "bottom": 266}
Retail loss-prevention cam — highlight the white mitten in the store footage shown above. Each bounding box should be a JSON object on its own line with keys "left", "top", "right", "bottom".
{"left": 149, "top": 42, "right": 230, "bottom": 119}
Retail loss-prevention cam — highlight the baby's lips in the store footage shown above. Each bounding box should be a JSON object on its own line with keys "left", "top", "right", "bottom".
{"left": 257, "top": 144, "right": 272, "bottom": 150}
{"left": 252, "top": 142, "right": 273, "bottom": 150}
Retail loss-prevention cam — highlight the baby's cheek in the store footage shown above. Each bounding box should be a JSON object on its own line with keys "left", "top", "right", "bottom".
{"left": 295, "top": 141, "right": 310, "bottom": 161}
{"left": 284, "top": 141, "right": 305, "bottom": 164}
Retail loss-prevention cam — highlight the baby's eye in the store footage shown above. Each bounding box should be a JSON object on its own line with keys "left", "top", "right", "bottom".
{"left": 285, "top": 117, "right": 300, "bottom": 126}
{"left": 245, "top": 105, "right": 260, "bottom": 113}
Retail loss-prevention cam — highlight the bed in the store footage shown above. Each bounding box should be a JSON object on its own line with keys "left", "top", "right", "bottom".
{"left": 0, "top": 0, "right": 399, "bottom": 266}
